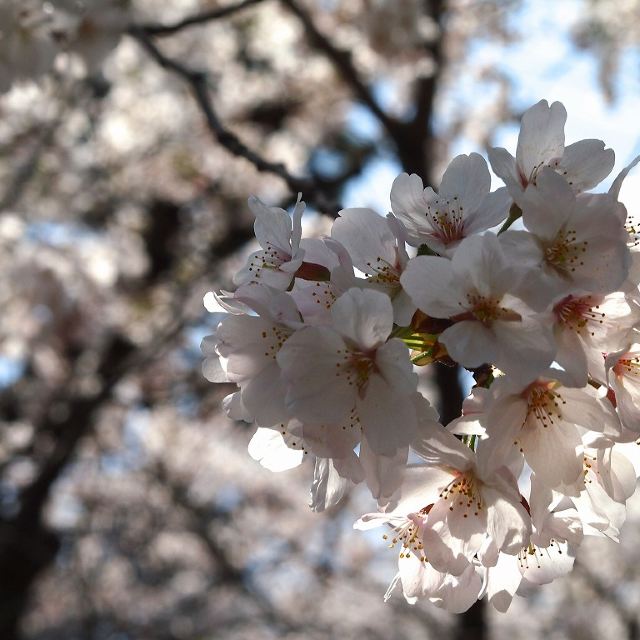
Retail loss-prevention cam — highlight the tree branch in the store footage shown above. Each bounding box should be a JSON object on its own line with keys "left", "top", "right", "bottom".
{"left": 135, "top": 0, "right": 267, "bottom": 37}
{"left": 278, "top": 0, "right": 403, "bottom": 144}
{"left": 128, "top": 28, "right": 346, "bottom": 215}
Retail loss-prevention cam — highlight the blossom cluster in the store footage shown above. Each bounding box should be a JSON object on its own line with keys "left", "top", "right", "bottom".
{"left": 0, "top": 0, "right": 131, "bottom": 93}
{"left": 202, "top": 100, "right": 640, "bottom": 613}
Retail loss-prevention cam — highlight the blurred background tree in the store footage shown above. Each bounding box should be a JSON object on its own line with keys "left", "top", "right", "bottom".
{"left": 1, "top": 0, "right": 639, "bottom": 639}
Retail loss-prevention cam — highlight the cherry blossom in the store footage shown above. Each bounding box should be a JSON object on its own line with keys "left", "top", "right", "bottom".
{"left": 234, "top": 195, "right": 306, "bottom": 290}
{"left": 277, "top": 287, "right": 418, "bottom": 455}
{"left": 500, "top": 168, "right": 630, "bottom": 311}
{"left": 489, "top": 99, "right": 615, "bottom": 205}
{"left": 483, "top": 377, "right": 620, "bottom": 491}
{"left": 203, "top": 284, "right": 302, "bottom": 427}
{"left": 485, "top": 477, "right": 583, "bottom": 612}
{"left": 201, "top": 98, "right": 640, "bottom": 613}
{"left": 549, "top": 292, "right": 639, "bottom": 386}
{"left": 400, "top": 232, "right": 556, "bottom": 382}
{"left": 331, "top": 208, "right": 416, "bottom": 325}
{"left": 390, "top": 153, "right": 510, "bottom": 254}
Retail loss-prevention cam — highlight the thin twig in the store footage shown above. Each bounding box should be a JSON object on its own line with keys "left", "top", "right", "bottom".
{"left": 135, "top": 0, "right": 267, "bottom": 37}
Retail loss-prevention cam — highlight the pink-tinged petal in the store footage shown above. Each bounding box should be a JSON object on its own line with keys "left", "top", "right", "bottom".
{"left": 400, "top": 556, "right": 446, "bottom": 603}
{"left": 570, "top": 235, "right": 630, "bottom": 297}
{"left": 560, "top": 139, "right": 615, "bottom": 192}
{"left": 233, "top": 284, "right": 302, "bottom": 326}
{"left": 447, "top": 389, "right": 490, "bottom": 438}
{"left": 439, "top": 321, "right": 498, "bottom": 369}
{"left": 483, "top": 487, "right": 531, "bottom": 554}
{"left": 614, "top": 378, "right": 640, "bottom": 433}
{"left": 296, "top": 420, "right": 359, "bottom": 460}
{"left": 332, "top": 451, "right": 364, "bottom": 484}
{"left": 249, "top": 196, "right": 293, "bottom": 255}
{"left": 439, "top": 152, "right": 491, "bottom": 213}
{"left": 450, "top": 233, "right": 510, "bottom": 297}
{"left": 397, "top": 466, "right": 454, "bottom": 513}
{"left": 528, "top": 473, "right": 554, "bottom": 531}
{"left": 241, "top": 364, "right": 290, "bottom": 427}
{"left": 464, "top": 187, "right": 511, "bottom": 235}
{"left": 391, "top": 289, "right": 416, "bottom": 327}
{"left": 216, "top": 315, "right": 288, "bottom": 380}
{"left": 493, "top": 316, "right": 556, "bottom": 383}
{"left": 359, "top": 439, "right": 408, "bottom": 509}
{"left": 310, "top": 458, "right": 351, "bottom": 512}
{"left": 598, "top": 448, "right": 637, "bottom": 502}
{"left": 609, "top": 154, "right": 640, "bottom": 200}
{"left": 486, "top": 553, "right": 522, "bottom": 612}
{"left": 400, "top": 255, "right": 466, "bottom": 317}
{"left": 411, "top": 418, "right": 474, "bottom": 470}
{"left": 561, "top": 385, "right": 617, "bottom": 433}
{"left": 375, "top": 338, "right": 417, "bottom": 393}
{"left": 277, "top": 327, "right": 355, "bottom": 424}
{"left": 422, "top": 521, "right": 473, "bottom": 576}
{"left": 331, "top": 207, "right": 397, "bottom": 274}
{"left": 521, "top": 541, "right": 575, "bottom": 585}
{"left": 248, "top": 428, "right": 304, "bottom": 472}
{"left": 572, "top": 483, "right": 624, "bottom": 540}
{"left": 233, "top": 250, "right": 295, "bottom": 289}
{"left": 299, "top": 237, "right": 340, "bottom": 270}
{"left": 428, "top": 563, "right": 483, "bottom": 613}
{"left": 357, "top": 375, "right": 417, "bottom": 455}
{"left": 520, "top": 167, "right": 574, "bottom": 239}
{"left": 483, "top": 395, "right": 528, "bottom": 470}
{"left": 498, "top": 229, "right": 544, "bottom": 268}
{"left": 390, "top": 172, "right": 430, "bottom": 247}
{"left": 331, "top": 288, "right": 393, "bottom": 350}
{"left": 488, "top": 147, "right": 520, "bottom": 192}
{"left": 202, "top": 352, "right": 227, "bottom": 383}
{"left": 519, "top": 420, "right": 583, "bottom": 489}
{"left": 516, "top": 100, "right": 566, "bottom": 181}
{"left": 222, "top": 391, "right": 252, "bottom": 422}
{"left": 553, "top": 325, "right": 589, "bottom": 388}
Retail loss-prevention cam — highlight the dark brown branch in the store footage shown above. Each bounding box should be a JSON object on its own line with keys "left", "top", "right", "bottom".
{"left": 128, "top": 28, "right": 345, "bottom": 215}
{"left": 135, "top": 0, "right": 267, "bottom": 37}
{"left": 129, "top": 28, "right": 311, "bottom": 191}
{"left": 279, "top": 0, "right": 403, "bottom": 144}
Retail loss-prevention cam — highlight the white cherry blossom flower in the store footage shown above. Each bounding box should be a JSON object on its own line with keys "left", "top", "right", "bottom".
{"left": 489, "top": 99, "right": 615, "bottom": 204}
{"left": 568, "top": 447, "right": 637, "bottom": 540}
{"left": 500, "top": 168, "right": 630, "bottom": 311}
{"left": 355, "top": 473, "right": 483, "bottom": 611}
{"left": 332, "top": 208, "right": 416, "bottom": 325}
{"left": 373, "top": 422, "right": 533, "bottom": 577}
{"left": 412, "top": 429, "right": 531, "bottom": 575}
{"left": 234, "top": 195, "right": 306, "bottom": 290}
{"left": 390, "top": 153, "right": 510, "bottom": 254}
{"left": 485, "top": 477, "right": 582, "bottom": 612}
{"left": 400, "top": 232, "right": 556, "bottom": 382}
{"left": 549, "top": 292, "right": 640, "bottom": 386}
{"left": 277, "top": 288, "right": 418, "bottom": 455}
{"left": 483, "top": 377, "right": 619, "bottom": 491}
{"left": 290, "top": 238, "right": 357, "bottom": 325}
{"left": 203, "top": 284, "right": 302, "bottom": 427}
